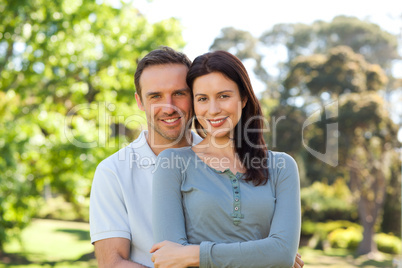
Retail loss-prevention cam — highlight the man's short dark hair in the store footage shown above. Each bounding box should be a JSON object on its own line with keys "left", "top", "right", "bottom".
{"left": 134, "top": 46, "right": 192, "bottom": 100}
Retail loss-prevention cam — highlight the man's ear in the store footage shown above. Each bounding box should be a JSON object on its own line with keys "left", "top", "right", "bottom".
{"left": 135, "top": 93, "right": 145, "bottom": 111}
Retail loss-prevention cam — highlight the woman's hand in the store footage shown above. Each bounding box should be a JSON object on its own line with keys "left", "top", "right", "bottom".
{"left": 150, "top": 241, "right": 200, "bottom": 268}
{"left": 293, "top": 252, "right": 304, "bottom": 268}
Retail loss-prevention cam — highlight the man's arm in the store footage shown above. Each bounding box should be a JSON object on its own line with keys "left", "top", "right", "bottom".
{"left": 90, "top": 161, "right": 150, "bottom": 267}
{"left": 95, "top": 238, "right": 149, "bottom": 268}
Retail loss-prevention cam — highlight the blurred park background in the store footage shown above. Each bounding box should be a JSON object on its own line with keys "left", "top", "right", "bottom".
{"left": 1, "top": 0, "right": 402, "bottom": 267}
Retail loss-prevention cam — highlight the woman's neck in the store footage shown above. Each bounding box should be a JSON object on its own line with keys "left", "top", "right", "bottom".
{"left": 193, "top": 135, "right": 246, "bottom": 174}
{"left": 195, "top": 134, "right": 235, "bottom": 156}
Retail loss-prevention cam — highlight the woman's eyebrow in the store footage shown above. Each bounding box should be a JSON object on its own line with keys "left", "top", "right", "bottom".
{"left": 194, "top": 90, "right": 234, "bottom": 97}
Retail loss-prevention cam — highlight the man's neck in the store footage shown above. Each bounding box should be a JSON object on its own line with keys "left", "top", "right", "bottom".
{"left": 146, "top": 130, "right": 192, "bottom": 156}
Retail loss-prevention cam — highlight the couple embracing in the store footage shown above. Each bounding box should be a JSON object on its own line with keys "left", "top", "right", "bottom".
{"left": 90, "top": 47, "right": 303, "bottom": 268}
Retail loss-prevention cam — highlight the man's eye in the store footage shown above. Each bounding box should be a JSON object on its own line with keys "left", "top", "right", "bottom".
{"left": 175, "top": 92, "right": 185, "bottom": 96}
{"left": 150, "top": 95, "right": 160, "bottom": 99}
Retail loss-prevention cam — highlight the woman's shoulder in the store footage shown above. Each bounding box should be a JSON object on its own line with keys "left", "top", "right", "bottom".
{"left": 266, "top": 150, "right": 300, "bottom": 192}
{"left": 157, "top": 146, "right": 193, "bottom": 159}
{"left": 267, "top": 150, "right": 298, "bottom": 171}
{"left": 154, "top": 147, "right": 194, "bottom": 175}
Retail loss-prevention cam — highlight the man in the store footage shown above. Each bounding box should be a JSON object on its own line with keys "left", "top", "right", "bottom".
{"left": 90, "top": 46, "right": 304, "bottom": 268}
{"left": 90, "top": 46, "right": 198, "bottom": 267}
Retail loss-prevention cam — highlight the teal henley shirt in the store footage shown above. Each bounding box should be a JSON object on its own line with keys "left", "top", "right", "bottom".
{"left": 152, "top": 147, "right": 301, "bottom": 268}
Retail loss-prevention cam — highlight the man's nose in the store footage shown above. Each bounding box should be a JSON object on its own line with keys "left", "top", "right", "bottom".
{"left": 161, "top": 96, "right": 177, "bottom": 115}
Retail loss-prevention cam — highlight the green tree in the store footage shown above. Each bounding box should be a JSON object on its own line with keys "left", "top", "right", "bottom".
{"left": 284, "top": 46, "right": 400, "bottom": 255}
{"left": 0, "top": 0, "right": 185, "bottom": 252}
{"left": 260, "top": 15, "right": 399, "bottom": 69}
{"left": 211, "top": 16, "right": 400, "bottom": 97}
{"left": 211, "top": 27, "right": 269, "bottom": 83}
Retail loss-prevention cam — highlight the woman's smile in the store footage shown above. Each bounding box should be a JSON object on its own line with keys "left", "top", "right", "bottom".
{"left": 207, "top": 116, "right": 229, "bottom": 128}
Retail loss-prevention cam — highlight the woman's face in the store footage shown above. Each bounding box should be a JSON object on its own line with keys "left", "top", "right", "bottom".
{"left": 193, "top": 72, "right": 246, "bottom": 139}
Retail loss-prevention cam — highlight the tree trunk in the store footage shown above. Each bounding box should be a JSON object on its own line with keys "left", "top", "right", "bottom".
{"left": 357, "top": 196, "right": 378, "bottom": 255}
{"left": 348, "top": 161, "right": 386, "bottom": 256}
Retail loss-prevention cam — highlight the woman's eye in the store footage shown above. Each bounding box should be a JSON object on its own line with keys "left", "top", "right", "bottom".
{"left": 197, "top": 97, "right": 207, "bottom": 102}
{"left": 220, "top": 95, "right": 229, "bottom": 99}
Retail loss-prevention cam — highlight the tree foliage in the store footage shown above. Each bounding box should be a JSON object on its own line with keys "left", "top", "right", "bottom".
{"left": 284, "top": 46, "right": 388, "bottom": 98}
{"left": 0, "top": 0, "right": 185, "bottom": 252}
{"left": 210, "top": 27, "right": 269, "bottom": 83}
{"left": 211, "top": 16, "right": 400, "bottom": 96}
{"left": 285, "top": 46, "right": 400, "bottom": 255}
{"left": 260, "top": 15, "right": 399, "bottom": 69}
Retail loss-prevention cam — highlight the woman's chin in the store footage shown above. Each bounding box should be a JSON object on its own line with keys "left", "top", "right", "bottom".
{"left": 207, "top": 131, "right": 232, "bottom": 140}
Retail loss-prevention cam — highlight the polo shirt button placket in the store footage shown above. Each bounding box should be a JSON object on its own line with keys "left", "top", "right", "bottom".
{"left": 230, "top": 174, "right": 244, "bottom": 225}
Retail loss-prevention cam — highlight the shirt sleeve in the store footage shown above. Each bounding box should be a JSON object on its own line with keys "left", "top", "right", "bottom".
{"left": 152, "top": 150, "right": 189, "bottom": 246}
{"left": 199, "top": 153, "right": 301, "bottom": 268}
{"left": 90, "top": 160, "right": 131, "bottom": 243}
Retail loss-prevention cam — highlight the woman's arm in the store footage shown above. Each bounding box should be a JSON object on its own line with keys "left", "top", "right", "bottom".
{"left": 152, "top": 150, "right": 189, "bottom": 245}
{"left": 152, "top": 150, "right": 202, "bottom": 267}
{"left": 150, "top": 241, "right": 199, "bottom": 268}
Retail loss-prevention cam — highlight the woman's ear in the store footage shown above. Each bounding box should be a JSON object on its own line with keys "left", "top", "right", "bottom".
{"left": 242, "top": 96, "right": 248, "bottom": 109}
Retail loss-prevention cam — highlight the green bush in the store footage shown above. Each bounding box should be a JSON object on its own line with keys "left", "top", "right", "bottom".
{"left": 302, "top": 220, "right": 362, "bottom": 237}
{"left": 301, "top": 178, "right": 358, "bottom": 222}
{"left": 302, "top": 220, "right": 362, "bottom": 249}
{"left": 375, "top": 233, "right": 401, "bottom": 254}
{"left": 328, "top": 227, "right": 362, "bottom": 250}
{"left": 36, "top": 196, "right": 89, "bottom": 222}
{"left": 305, "top": 221, "right": 402, "bottom": 254}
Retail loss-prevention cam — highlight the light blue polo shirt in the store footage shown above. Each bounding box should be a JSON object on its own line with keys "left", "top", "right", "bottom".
{"left": 90, "top": 130, "right": 202, "bottom": 267}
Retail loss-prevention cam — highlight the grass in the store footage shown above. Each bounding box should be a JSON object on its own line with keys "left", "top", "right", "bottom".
{"left": 299, "top": 246, "right": 396, "bottom": 267}
{"left": 0, "top": 218, "right": 399, "bottom": 267}
{"left": 1, "top": 219, "right": 97, "bottom": 268}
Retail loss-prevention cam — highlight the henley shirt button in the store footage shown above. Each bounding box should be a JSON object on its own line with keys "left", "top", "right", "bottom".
{"left": 235, "top": 198, "right": 239, "bottom": 202}
{"left": 235, "top": 207, "right": 239, "bottom": 211}
{"left": 232, "top": 179, "right": 236, "bottom": 182}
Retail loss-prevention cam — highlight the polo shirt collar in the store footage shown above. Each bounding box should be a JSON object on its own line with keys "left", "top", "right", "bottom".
{"left": 128, "top": 131, "right": 156, "bottom": 167}
{"left": 129, "top": 130, "right": 200, "bottom": 167}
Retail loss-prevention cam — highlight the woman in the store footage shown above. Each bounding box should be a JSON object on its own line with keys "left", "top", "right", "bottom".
{"left": 151, "top": 51, "right": 301, "bottom": 268}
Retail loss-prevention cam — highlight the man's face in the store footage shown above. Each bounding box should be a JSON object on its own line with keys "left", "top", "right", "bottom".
{"left": 136, "top": 64, "right": 192, "bottom": 146}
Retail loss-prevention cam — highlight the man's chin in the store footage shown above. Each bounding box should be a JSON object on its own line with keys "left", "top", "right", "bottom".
{"left": 156, "top": 128, "right": 188, "bottom": 142}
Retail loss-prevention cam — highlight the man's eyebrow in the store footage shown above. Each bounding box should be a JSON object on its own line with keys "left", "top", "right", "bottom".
{"left": 173, "top": 88, "right": 190, "bottom": 94}
{"left": 145, "top": 88, "right": 190, "bottom": 97}
{"left": 194, "top": 90, "right": 234, "bottom": 97}
{"left": 145, "top": 91, "right": 161, "bottom": 97}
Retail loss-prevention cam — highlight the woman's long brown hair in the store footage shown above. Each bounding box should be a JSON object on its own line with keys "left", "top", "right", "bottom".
{"left": 187, "top": 50, "right": 269, "bottom": 186}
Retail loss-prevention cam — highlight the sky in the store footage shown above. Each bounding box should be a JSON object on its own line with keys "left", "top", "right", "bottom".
{"left": 134, "top": 0, "right": 402, "bottom": 61}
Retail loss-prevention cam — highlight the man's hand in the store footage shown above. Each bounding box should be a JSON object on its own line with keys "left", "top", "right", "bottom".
{"left": 293, "top": 252, "right": 304, "bottom": 268}
{"left": 150, "top": 241, "right": 199, "bottom": 268}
